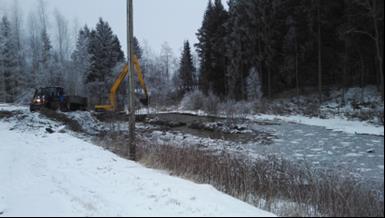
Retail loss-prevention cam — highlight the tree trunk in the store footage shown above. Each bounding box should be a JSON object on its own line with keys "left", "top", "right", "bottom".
{"left": 268, "top": 67, "right": 272, "bottom": 98}
{"left": 317, "top": 0, "right": 323, "bottom": 106}
{"left": 342, "top": 40, "right": 348, "bottom": 107}
{"left": 372, "top": 0, "right": 384, "bottom": 100}
{"left": 0, "top": 64, "right": 5, "bottom": 103}
{"left": 295, "top": 47, "right": 300, "bottom": 106}
{"left": 360, "top": 54, "right": 365, "bottom": 102}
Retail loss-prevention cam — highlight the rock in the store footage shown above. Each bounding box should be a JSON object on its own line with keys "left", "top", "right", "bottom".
{"left": 367, "top": 149, "right": 375, "bottom": 154}
{"left": 46, "top": 128, "right": 55, "bottom": 134}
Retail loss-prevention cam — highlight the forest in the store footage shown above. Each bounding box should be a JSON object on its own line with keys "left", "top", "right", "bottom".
{"left": 0, "top": 0, "right": 383, "bottom": 109}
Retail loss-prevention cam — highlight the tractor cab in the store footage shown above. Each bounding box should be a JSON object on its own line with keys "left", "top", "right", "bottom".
{"left": 30, "top": 87, "right": 65, "bottom": 111}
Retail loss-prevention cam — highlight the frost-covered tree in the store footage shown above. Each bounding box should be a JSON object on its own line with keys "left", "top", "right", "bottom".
{"left": 27, "top": 12, "right": 41, "bottom": 88}
{"left": 39, "top": 29, "right": 56, "bottom": 86}
{"left": 0, "top": 16, "right": 19, "bottom": 102}
{"left": 160, "top": 42, "right": 173, "bottom": 82}
{"left": 71, "top": 25, "right": 90, "bottom": 95}
{"left": 10, "top": 0, "right": 26, "bottom": 99}
{"left": 133, "top": 37, "right": 142, "bottom": 60}
{"left": 246, "top": 67, "right": 263, "bottom": 101}
{"left": 54, "top": 9, "right": 70, "bottom": 63}
{"left": 0, "top": 17, "right": 7, "bottom": 102}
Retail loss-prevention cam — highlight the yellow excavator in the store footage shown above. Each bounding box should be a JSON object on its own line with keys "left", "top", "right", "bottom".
{"left": 95, "top": 55, "right": 149, "bottom": 112}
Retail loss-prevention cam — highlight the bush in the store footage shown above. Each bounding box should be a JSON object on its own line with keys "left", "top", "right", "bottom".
{"left": 180, "top": 90, "right": 206, "bottom": 111}
{"left": 218, "top": 100, "right": 257, "bottom": 119}
{"left": 203, "top": 92, "right": 220, "bottom": 114}
{"left": 180, "top": 90, "right": 221, "bottom": 115}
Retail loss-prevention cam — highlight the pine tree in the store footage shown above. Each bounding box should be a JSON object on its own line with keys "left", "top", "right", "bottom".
{"left": 178, "top": 41, "right": 195, "bottom": 95}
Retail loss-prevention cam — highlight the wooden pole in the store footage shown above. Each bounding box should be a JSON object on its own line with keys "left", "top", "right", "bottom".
{"left": 127, "top": 0, "right": 136, "bottom": 160}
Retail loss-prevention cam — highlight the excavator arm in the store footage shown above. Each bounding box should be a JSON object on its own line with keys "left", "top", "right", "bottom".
{"left": 95, "top": 55, "right": 149, "bottom": 112}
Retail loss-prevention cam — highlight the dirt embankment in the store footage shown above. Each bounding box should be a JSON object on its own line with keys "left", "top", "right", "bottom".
{"left": 0, "top": 111, "right": 20, "bottom": 119}
{"left": 39, "top": 109, "right": 84, "bottom": 133}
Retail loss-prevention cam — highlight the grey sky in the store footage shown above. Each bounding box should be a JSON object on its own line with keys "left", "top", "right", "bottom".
{"left": 0, "top": 0, "right": 226, "bottom": 55}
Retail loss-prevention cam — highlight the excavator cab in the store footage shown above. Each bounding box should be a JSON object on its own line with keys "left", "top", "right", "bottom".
{"left": 95, "top": 55, "right": 149, "bottom": 112}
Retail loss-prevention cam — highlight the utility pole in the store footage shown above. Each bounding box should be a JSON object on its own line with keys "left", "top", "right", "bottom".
{"left": 127, "top": 0, "right": 136, "bottom": 160}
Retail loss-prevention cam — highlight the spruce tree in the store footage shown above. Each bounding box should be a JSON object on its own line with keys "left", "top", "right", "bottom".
{"left": 87, "top": 18, "right": 124, "bottom": 83}
{"left": 196, "top": 0, "right": 228, "bottom": 97}
{"left": 178, "top": 41, "right": 195, "bottom": 95}
{"left": 86, "top": 18, "right": 124, "bottom": 104}
{"left": 196, "top": 1, "right": 214, "bottom": 95}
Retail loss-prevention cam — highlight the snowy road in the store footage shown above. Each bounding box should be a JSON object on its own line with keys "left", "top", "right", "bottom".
{"left": 0, "top": 108, "right": 274, "bottom": 217}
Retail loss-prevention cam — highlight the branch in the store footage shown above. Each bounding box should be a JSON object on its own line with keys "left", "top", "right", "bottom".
{"left": 344, "top": 28, "right": 376, "bottom": 41}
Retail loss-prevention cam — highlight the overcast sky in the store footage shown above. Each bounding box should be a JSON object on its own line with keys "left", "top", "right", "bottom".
{"left": 0, "top": 0, "right": 227, "bottom": 55}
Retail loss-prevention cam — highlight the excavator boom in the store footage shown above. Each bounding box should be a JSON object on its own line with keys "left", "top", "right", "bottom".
{"left": 95, "top": 55, "right": 149, "bottom": 112}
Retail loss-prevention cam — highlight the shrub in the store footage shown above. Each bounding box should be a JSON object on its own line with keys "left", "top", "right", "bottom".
{"left": 203, "top": 92, "right": 220, "bottom": 114}
{"left": 180, "top": 90, "right": 206, "bottom": 111}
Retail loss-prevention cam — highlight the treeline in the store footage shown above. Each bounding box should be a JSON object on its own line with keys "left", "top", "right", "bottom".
{"left": 0, "top": 0, "right": 129, "bottom": 106}
{"left": 0, "top": 0, "right": 183, "bottom": 107}
{"left": 195, "top": 0, "right": 384, "bottom": 101}
{"left": 1, "top": 0, "right": 383, "bottom": 107}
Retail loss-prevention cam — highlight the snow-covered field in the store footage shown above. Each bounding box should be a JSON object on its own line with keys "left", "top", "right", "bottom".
{"left": 0, "top": 106, "right": 275, "bottom": 217}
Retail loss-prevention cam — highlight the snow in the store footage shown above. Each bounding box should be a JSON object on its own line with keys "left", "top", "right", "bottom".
{"left": 0, "top": 104, "right": 27, "bottom": 112}
{"left": 139, "top": 104, "right": 384, "bottom": 137}
{"left": 0, "top": 114, "right": 275, "bottom": 217}
{"left": 250, "top": 114, "right": 384, "bottom": 136}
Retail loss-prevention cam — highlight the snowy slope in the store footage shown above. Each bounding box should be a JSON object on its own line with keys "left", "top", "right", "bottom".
{"left": 0, "top": 113, "right": 275, "bottom": 217}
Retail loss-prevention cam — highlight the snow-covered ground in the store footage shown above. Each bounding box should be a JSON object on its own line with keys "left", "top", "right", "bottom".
{"left": 0, "top": 104, "right": 27, "bottom": 112}
{"left": 0, "top": 106, "right": 275, "bottom": 217}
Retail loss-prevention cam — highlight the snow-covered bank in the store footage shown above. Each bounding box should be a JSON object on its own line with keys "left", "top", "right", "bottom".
{"left": 142, "top": 106, "right": 384, "bottom": 136}
{"left": 250, "top": 114, "right": 384, "bottom": 136}
{"left": 0, "top": 116, "right": 274, "bottom": 217}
